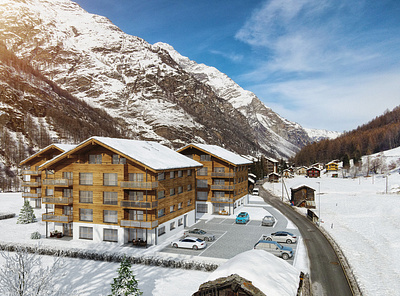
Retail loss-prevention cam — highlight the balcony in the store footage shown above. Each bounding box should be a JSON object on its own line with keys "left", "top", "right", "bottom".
{"left": 22, "top": 181, "right": 40, "bottom": 187}
{"left": 42, "top": 179, "right": 73, "bottom": 187}
{"left": 42, "top": 197, "right": 73, "bottom": 205}
{"left": 120, "top": 219, "right": 158, "bottom": 229}
{"left": 211, "top": 184, "right": 235, "bottom": 190}
{"left": 22, "top": 170, "right": 40, "bottom": 175}
{"left": 211, "top": 197, "right": 233, "bottom": 203}
{"left": 120, "top": 181, "right": 158, "bottom": 190}
{"left": 211, "top": 172, "right": 235, "bottom": 178}
{"left": 22, "top": 192, "right": 42, "bottom": 198}
{"left": 42, "top": 213, "right": 73, "bottom": 223}
{"left": 120, "top": 200, "right": 158, "bottom": 209}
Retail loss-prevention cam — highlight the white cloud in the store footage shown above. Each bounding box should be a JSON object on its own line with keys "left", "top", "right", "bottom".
{"left": 209, "top": 49, "right": 244, "bottom": 62}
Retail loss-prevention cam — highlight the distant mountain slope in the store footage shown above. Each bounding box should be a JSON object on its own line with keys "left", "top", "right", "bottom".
{"left": 303, "top": 127, "right": 341, "bottom": 142}
{"left": 295, "top": 106, "right": 400, "bottom": 165}
{"left": 0, "top": 0, "right": 314, "bottom": 160}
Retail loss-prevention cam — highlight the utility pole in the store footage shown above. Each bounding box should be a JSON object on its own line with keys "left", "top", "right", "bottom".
{"left": 317, "top": 181, "right": 321, "bottom": 226}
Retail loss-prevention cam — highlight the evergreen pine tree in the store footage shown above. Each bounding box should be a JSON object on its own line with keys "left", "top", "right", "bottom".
{"left": 109, "top": 256, "right": 142, "bottom": 296}
{"left": 17, "top": 200, "right": 37, "bottom": 224}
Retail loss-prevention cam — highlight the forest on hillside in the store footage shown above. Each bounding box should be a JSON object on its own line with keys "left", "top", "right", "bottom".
{"left": 294, "top": 106, "right": 400, "bottom": 167}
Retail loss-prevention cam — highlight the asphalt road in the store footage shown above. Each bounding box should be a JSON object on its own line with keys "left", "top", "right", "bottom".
{"left": 259, "top": 186, "right": 353, "bottom": 296}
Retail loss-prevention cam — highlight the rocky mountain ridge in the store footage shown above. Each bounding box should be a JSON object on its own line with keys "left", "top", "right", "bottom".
{"left": 0, "top": 0, "right": 326, "bottom": 165}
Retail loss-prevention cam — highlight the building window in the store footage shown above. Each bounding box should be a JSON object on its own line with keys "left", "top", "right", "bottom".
{"left": 197, "top": 167, "right": 208, "bottom": 176}
{"left": 158, "top": 190, "right": 165, "bottom": 200}
{"left": 200, "top": 154, "right": 211, "bottom": 161}
{"left": 158, "top": 172, "right": 165, "bottom": 181}
{"left": 214, "top": 167, "right": 225, "bottom": 173}
{"left": 170, "top": 221, "right": 175, "bottom": 230}
{"left": 187, "top": 199, "right": 192, "bottom": 206}
{"left": 215, "top": 191, "right": 225, "bottom": 198}
{"left": 197, "top": 192, "right": 208, "bottom": 201}
{"left": 63, "top": 188, "right": 73, "bottom": 198}
{"left": 104, "top": 173, "right": 118, "bottom": 186}
{"left": 187, "top": 184, "right": 192, "bottom": 191}
{"left": 158, "top": 208, "right": 165, "bottom": 218}
{"left": 187, "top": 169, "right": 192, "bottom": 176}
{"left": 178, "top": 218, "right": 183, "bottom": 226}
{"left": 103, "top": 229, "right": 118, "bottom": 242}
{"left": 178, "top": 170, "right": 183, "bottom": 177}
{"left": 170, "top": 171, "right": 175, "bottom": 179}
{"left": 129, "top": 191, "right": 144, "bottom": 201}
{"left": 197, "top": 204, "right": 208, "bottom": 213}
{"left": 79, "top": 191, "right": 93, "bottom": 203}
{"left": 178, "top": 202, "right": 183, "bottom": 210}
{"left": 129, "top": 210, "right": 143, "bottom": 221}
{"left": 79, "top": 173, "right": 93, "bottom": 185}
{"left": 197, "top": 179, "right": 208, "bottom": 188}
{"left": 214, "top": 179, "right": 225, "bottom": 185}
{"left": 178, "top": 186, "right": 183, "bottom": 194}
{"left": 104, "top": 210, "right": 118, "bottom": 224}
{"left": 103, "top": 192, "right": 118, "bottom": 205}
{"left": 112, "top": 155, "right": 126, "bottom": 164}
{"left": 158, "top": 226, "right": 165, "bottom": 236}
{"left": 129, "top": 173, "right": 144, "bottom": 182}
{"left": 79, "top": 208, "right": 93, "bottom": 222}
{"left": 62, "top": 172, "right": 73, "bottom": 179}
{"left": 79, "top": 226, "right": 93, "bottom": 240}
{"left": 170, "top": 205, "right": 175, "bottom": 213}
{"left": 170, "top": 188, "right": 175, "bottom": 196}
{"left": 89, "top": 154, "right": 102, "bottom": 164}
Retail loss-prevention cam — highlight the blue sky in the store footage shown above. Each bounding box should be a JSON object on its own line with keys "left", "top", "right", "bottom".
{"left": 74, "top": 0, "right": 400, "bottom": 132}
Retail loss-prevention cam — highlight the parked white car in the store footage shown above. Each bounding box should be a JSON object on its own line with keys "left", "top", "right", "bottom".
{"left": 262, "top": 231, "right": 297, "bottom": 244}
{"left": 252, "top": 188, "right": 259, "bottom": 195}
{"left": 171, "top": 237, "right": 207, "bottom": 250}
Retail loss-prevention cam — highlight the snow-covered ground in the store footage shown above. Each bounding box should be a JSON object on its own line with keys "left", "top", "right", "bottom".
{"left": 264, "top": 171, "right": 400, "bottom": 296}
{"left": 0, "top": 194, "right": 305, "bottom": 296}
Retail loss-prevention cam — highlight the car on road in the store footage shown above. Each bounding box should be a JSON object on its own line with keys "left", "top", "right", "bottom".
{"left": 254, "top": 240, "right": 293, "bottom": 260}
{"left": 252, "top": 188, "right": 259, "bottom": 195}
{"left": 235, "top": 212, "right": 250, "bottom": 224}
{"left": 262, "top": 231, "right": 297, "bottom": 244}
{"left": 184, "top": 228, "right": 215, "bottom": 241}
{"left": 171, "top": 237, "right": 207, "bottom": 250}
{"left": 261, "top": 215, "right": 275, "bottom": 226}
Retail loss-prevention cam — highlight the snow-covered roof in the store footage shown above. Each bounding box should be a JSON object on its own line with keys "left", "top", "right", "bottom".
{"left": 290, "top": 183, "right": 315, "bottom": 191}
{"left": 19, "top": 143, "right": 76, "bottom": 165}
{"left": 249, "top": 173, "right": 257, "bottom": 178}
{"left": 179, "top": 143, "right": 252, "bottom": 166}
{"left": 40, "top": 137, "right": 203, "bottom": 171}
{"left": 265, "top": 156, "right": 278, "bottom": 163}
{"left": 206, "top": 250, "right": 300, "bottom": 296}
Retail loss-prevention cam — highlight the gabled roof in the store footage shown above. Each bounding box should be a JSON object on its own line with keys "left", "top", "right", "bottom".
{"left": 39, "top": 137, "right": 202, "bottom": 172}
{"left": 178, "top": 143, "right": 252, "bottom": 166}
{"left": 290, "top": 184, "right": 315, "bottom": 191}
{"left": 19, "top": 143, "right": 76, "bottom": 166}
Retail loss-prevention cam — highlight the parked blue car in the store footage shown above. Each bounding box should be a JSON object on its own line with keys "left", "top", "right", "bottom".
{"left": 235, "top": 212, "right": 250, "bottom": 224}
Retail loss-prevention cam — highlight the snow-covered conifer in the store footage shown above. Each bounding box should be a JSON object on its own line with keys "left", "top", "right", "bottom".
{"left": 109, "top": 256, "right": 142, "bottom": 296}
{"left": 17, "top": 200, "right": 37, "bottom": 224}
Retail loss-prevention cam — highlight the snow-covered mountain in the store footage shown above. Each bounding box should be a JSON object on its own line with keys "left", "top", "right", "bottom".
{"left": 303, "top": 128, "right": 341, "bottom": 142}
{"left": 0, "top": 0, "right": 313, "bottom": 160}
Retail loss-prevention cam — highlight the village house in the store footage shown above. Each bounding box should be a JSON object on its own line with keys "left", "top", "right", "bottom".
{"left": 290, "top": 184, "right": 316, "bottom": 208}
{"left": 21, "top": 137, "right": 203, "bottom": 246}
{"left": 307, "top": 167, "right": 321, "bottom": 178}
{"left": 268, "top": 172, "right": 280, "bottom": 183}
{"left": 325, "top": 161, "right": 339, "bottom": 171}
{"left": 295, "top": 166, "right": 308, "bottom": 175}
{"left": 177, "top": 144, "right": 251, "bottom": 216}
{"left": 264, "top": 157, "right": 278, "bottom": 175}
{"left": 282, "top": 168, "right": 294, "bottom": 178}
{"left": 20, "top": 143, "right": 76, "bottom": 209}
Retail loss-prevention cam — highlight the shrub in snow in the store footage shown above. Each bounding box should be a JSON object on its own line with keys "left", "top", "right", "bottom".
{"left": 16, "top": 200, "right": 36, "bottom": 224}
{"left": 109, "top": 255, "right": 142, "bottom": 296}
{"left": 30, "top": 231, "right": 41, "bottom": 239}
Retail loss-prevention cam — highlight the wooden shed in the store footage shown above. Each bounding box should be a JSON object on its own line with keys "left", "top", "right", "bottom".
{"left": 290, "top": 184, "right": 316, "bottom": 208}
{"left": 268, "top": 172, "right": 280, "bottom": 183}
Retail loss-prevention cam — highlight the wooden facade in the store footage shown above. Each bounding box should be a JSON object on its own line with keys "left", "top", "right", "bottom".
{"left": 325, "top": 161, "right": 338, "bottom": 171}
{"left": 177, "top": 144, "right": 251, "bottom": 215}
{"left": 290, "top": 185, "right": 316, "bottom": 208}
{"left": 307, "top": 167, "right": 320, "bottom": 178}
{"left": 22, "top": 137, "right": 202, "bottom": 245}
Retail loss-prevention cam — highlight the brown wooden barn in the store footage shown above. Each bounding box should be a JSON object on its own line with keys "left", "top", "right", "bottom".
{"left": 290, "top": 184, "right": 316, "bottom": 208}
{"left": 306, "top": 167, "right": 320, "bottom": 178}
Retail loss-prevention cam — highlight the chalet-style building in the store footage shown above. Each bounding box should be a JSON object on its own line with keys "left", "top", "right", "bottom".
{"left": 325, "top": 161, "right": 339, "bottom": 171}
{"left": 295, "top": 166, "right": 307, "bottom": 175}
{"left": 22, "top": 137, "right": 203, "bottom": 245}
{"left": 20, "top": 144, "right": 76, "bottom": 208}
{"left": 177, "top": 144, "right": 251, "bottom": 216}
{"left": 290, "top": 184, "right": 316, "bottom": 208}
{"left": 311, "top": 163, "right": 324, "bottom": 170}
{"left": 307, "top": 167, "right": 321, "bottom": 178}
{"left": 282, "top": 169, "right": 294, "bottom": 178}
{"left": 264, "top": 157, "right": 278, "bottom": 175}
{"left": 268, "top": 172, "right": 280, "bottom": 183}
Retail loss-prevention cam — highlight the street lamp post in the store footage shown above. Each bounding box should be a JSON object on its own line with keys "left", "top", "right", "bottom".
{"left": 317, "top": 181, "right": 321, "bottom": 225}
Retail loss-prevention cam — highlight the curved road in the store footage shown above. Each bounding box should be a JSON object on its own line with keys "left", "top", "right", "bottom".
{"left": 259, "top": 186, "right": 353, "bottom": 296}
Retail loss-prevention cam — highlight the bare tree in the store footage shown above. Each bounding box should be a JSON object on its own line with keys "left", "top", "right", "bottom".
{"left": 0, "top": 245, "right": 70, "bottom": 296}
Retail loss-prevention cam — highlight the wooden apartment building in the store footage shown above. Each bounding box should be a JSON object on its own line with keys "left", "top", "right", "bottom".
{"left": 177, "top": 144, "right": 252, "bottom": 216}
{"left": 20, "top": 137, "right": 202, "bottom": 245}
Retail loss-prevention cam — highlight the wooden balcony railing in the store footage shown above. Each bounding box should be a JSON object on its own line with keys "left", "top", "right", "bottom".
{"left": 211, "top": 197, "right": 233, "bottom": 203}
{"left": 42, "top": 179, "right": 73, "bottom": 186}
{"left": 22, "top": 181, "right": 40, "bottom": 187}
{"left": 22, "top": 170, "right": 40, "bottom": 175}
{"left": 120, "top": 219, "right": 158, "bottom": 229}
{"left": 211, "top": 172, "right": 235, "bottom": 178}
{"left": 120, "top": 181, "right": 158, "bottom": 190}
{"left": 120, "top": 200, "right": 158, "bottom": 209}
{"left": 42, "top": 213, "right": 73, "bottom": 223}
{"left": 42, "top": 197, "right": 73, "bottom": 205}
{"left": 211, "top": 184, "right": 234, "bottom": 190}
{"left": 22, "top": 192, "right": 42, "bottom": 198}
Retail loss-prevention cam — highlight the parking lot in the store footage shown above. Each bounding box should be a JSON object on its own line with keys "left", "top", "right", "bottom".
{"left": 160, "top": 201, "right": 300, "bottom": 264}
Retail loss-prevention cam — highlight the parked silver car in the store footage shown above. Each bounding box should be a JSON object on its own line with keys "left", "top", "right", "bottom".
{"left": 254, "top": 240, "right": 293, "bottom": 260}
{"left": 184, "top": 228, "right": 215, "bottom": 241}
{"left": 261, "top": 215, "right": 275, "bottom": 226}
{"left": 263, "top": 231, "right": 297, "bottom": 244}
